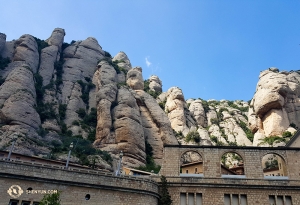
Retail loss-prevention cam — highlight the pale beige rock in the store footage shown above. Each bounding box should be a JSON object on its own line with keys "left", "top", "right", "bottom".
{"left": 95, "top": 99, "right": 112, "bottom": 143}
{"left": 262, "top": 108, "right": 289, "bottom": 136}
{"left": 64, "top": 82, "right": 86, "bottom": 126}
{"left": 45, "top": 28, "right": 65, "bottom": 49}
{"left": 13, "top": 34, "right": 39, "bottom": 73}
{"left": 113, "top": 51, "right": 132, "bottom": 71}
{"left": 189, "top": 99, "right": 207, "bottom": 127}
{"left": 149, "top": 75, "right": 162, "bottom": 93}
{"left": 1, "top": 40, "right": 15, "bottom": 59}
{"left": 253, "top": 131, "right": 266, "bottom": 146}
{"left": 207, "top": 110, "right": 217, "bottom": 126}
{"left": 0, "top": 65, "right": 40, "bottom": 129}
{"left": 39, "top": 45, "right": 59, "bottom": 86}
{"left": 248, "top": 68, "right": 300, "bottom": 146}
{"left": 126, "top": 67, "right": 144, "bottom": 90}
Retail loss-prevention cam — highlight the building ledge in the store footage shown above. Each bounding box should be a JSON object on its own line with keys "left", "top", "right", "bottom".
{"left": 180, "top": 174, "right": 204, "bottom": 177}
{"left": 264, "top": 176, "right": 289, "bottom": 180}
{"left": 221, "top": 175, "right": 246, "bottom": 179}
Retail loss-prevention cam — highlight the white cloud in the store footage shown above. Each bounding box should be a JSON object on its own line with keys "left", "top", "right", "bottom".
{"left": 145, "top": 57, "right": 151, "bottom": 67}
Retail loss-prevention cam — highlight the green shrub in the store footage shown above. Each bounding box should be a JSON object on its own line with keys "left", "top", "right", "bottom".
{"left": 135, "top": 141, "right": 161, "bottom": 174}
{"left": 59, "top": 104, "right": 67, "bottom": 120}
{"left": 210, "top": 118, "right": 220, "bottom": 125}
{"left": 259, "top": 136, "right": 286, "bottom": 145}
{"left": 282, "top": 131, "right": 292, "bottom": 138}
{"left": 33, "top": 37, "right": 49, "bottom": 54}
{"left": 72, "top": 120, "right": 80, "bottom": 126}
{"left": 76, "top": 108, "right": 86, "bottom": 118}
{"left": 0, "top": 55, "right": 11, "bottom": 70}
{"left": 104, "top": 51, "right": 112, "bottom": 58}
{"left": 290, "top": 123, "right": 298, "bottom": 129}
{"left": 143, "top": 80, "right": 161, "bottom": 99}
{"left": 228, "top": 101, "right": 249, "bottom": 112}
{"left": 185, "top": 131, "right": 200, "bottom": 143}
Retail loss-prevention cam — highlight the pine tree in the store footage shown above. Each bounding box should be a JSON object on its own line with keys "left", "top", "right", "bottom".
{"left": 158, "top": 175, "right": 172, "bottom": 205}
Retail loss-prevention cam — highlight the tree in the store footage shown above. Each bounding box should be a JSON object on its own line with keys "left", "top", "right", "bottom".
{"left": 39, "top": 191, "right": 61, "bottom": 205}
{"left": 158, "top": 175, "right": 172, "bottom": 205}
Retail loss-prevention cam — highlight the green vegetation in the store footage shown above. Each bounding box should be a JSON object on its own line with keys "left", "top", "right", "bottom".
{"left": 58, "top": 104, "right": 67, "bottom": 121}
{"left": 39, "top": 191, "right": 61, "bottom": 205}
{"left": 54, "top": 60, "right": 64, "bottom": 90}
{"left": 144, "top": 79, "right": 162, "bottom": 99}
{"left": 51, "top": 135, "right": 112, "bottom": 166}
{"left": 77, "top": 78, "right": 95, "bottom": 107}
{"left": 33, "top": 37, "right": 49, "bottom": 55}
{"left": 290, "top": 122, "right": 298, "bottom": 129}
{"left": 210, "top": 118, "right": 220, "bottom": 125}
{"left": 185, "top": 131, "right": 200, "bottom": 143}
{"left": 158, "top": 175, "right": 172, "bottom": 205}
{"left": 159, "top": 99, "right": 167, "bottom": 110}
{"left": 237, "top": 120, "right": 254, "bottom": 142}
{"left": 265, "top": 158, "right": 278, "bottom": 170}
{"left": 104, "top": 50, "right": 112, "bottom": 58}
{"left": 201, "top": 100, "right": 210, "bottom": 113}
{"left": 227, "top": 101, "right": 249, "bottom": 112}
{"left": 173, "top": 130, "right": 184, "bottom": 139}
{"left": 0, "top": 55, "right": 11, "bottom": 70}
{"left": 259, "top": 136, "right": 286, "bottom": 146}
{"left": 282, "top": 131, "right": 292, "bottom": 138}
{"left": 136, "top": 141, "right": 161, "bottom": 174}
{"left": 210, "top": 135, "right": 225, "bottom": 146}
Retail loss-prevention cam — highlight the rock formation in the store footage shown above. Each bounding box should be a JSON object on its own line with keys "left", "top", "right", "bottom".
{"left": 248, "top": 68, "right": 299, "bottom": 146}
{"left": 0, "top": 28, "right": 299, "bottom": 171}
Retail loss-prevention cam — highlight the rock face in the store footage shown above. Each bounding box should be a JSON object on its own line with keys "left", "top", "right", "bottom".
{"left": 0, "top": 33, "right": 6, "bottom": 53}
{"left": 39, "top": 28, "right": 65, "bottom": 86}
{"left": 249, "top": 68, "right": 300, "bottom": 146}
{"left": 164, "top": 87, "right": 197, "bottom": 136}
{"left": 126, "top": 67, "right": 144, "bottom": 90}
{"left": 94, "top": 62, "right": 178, "bottom": 167}
{"left": 1, "top": 28, "right": 299, "bottom": 171}
{"left": 13, "top": 35, "right": 39, "bottom": 73}
{"left": 149, "top": 75, "right": 162, "bottom": 93}
{"left": 112, "top": 51, "right": 132, "bottom": 71}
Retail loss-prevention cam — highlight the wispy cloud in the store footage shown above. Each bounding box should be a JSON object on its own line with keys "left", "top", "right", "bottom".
{"left": 145, "top": 57, "right": 151, "bottom": 67}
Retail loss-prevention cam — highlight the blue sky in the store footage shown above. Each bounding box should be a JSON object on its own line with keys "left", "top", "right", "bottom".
{"left": 1, "top": 1, "right": 300, "bottom": 101}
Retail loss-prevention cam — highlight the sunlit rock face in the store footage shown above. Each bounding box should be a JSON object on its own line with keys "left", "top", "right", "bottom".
{"left": 249, "top": 68, "right": 300, "bottom": 146}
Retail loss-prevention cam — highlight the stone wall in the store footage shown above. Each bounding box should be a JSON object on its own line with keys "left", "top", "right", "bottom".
{"left": 0, "top": 160, "right": 158, "bottom": 205}
{"left": 156, "top": 145, "right": 300, "bottom": 205}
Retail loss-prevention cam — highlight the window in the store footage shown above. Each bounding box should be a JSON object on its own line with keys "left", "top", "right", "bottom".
{"left": 21, "top": 201, "right": 30, "bottom": 205}
{"left": 8, "top": 200, "right": 19, "bottom": 205}
{"left": 262, "top": 154, "right": 288, "bottom": 178}
{"left": 269, "top": 195, "right": 292, "bottom": 205}
{"left": 224, "top": 194, "right": 247, "bottom": 205}
{"left": 221, "top": 152, "right": 244, "bottom": 176}
{"left": 16, "top": 157, "right": 20, "bottom": 160}
{"left": 32, "top": 202, "right": 40, "bottom": 205}
{"left": 180, "top": 151, "right": 203, "bottom": 176}
{"left": 180, "top": 193, "right": 202, "bottom": 205}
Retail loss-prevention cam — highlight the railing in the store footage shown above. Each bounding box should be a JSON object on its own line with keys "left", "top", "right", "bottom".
{"left": 0, "top": 158, "right": 155, "bottom": 183}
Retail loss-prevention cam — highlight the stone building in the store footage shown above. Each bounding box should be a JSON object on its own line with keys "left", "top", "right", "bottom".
{"left": 2, "top": 144, "right": 300, "bottom": 205}
{"left": 158, "top": 145, "right": 300, "bottom": 205}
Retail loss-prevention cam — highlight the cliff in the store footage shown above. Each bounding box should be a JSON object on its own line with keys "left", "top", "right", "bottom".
{"left": 0, "top": 28, "right": 298, "bottom": 169}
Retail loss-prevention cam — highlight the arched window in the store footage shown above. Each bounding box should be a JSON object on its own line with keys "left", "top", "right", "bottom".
{"left": 180, "top": 151, "right": 203, "bottom": 177}
{"left": 221, "top": 152, "right": 245, "bottom": 177}
{"left": 262, "top": 153, "right": 288, "bottom": 178}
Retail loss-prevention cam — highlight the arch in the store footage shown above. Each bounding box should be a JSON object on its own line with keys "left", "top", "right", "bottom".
{"left": 261, "top": 152, "right": 288, "bottom": 177}
{"left": 180, "top": 150, "right": 203, "bottom": 175}
{"left": 220, "top": 151, "right": 245, "bottom": 176}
